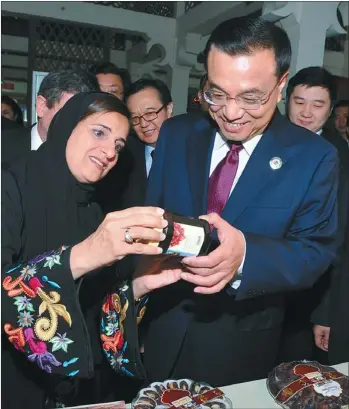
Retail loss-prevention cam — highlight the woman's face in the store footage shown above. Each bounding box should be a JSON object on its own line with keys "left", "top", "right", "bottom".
{"left": 1, "top": 103, "right": 15, "bottom": 121}
{"left": 66, "top": 111, "right": 129, "bottom": 183}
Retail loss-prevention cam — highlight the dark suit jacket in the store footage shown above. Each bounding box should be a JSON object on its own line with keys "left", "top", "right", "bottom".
{"left": 312, "top": 129, "right": 349, "bottom": 364}
{"left": 1, "top": 125, "right": 31, "bottom": 169}
{"left": 142, "top": 111, "right": 340, "bottom": 386}
{"left": 119, "top": 133, "right": 148, "bottom": 209}
{"left": 1, "top": 116, "right": 23, "bottom": 132}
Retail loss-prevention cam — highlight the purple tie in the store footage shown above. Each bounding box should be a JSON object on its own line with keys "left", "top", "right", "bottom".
{"left": 207, "top": 143, "right": 243, "bottom": 215}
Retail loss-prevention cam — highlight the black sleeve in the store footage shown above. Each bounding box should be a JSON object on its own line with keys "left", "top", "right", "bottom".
{"left": 100, "top": 283, "right": 147, "bottom": 380}
{"left": 1, "top": 171, "right": 93, "bottom": 379}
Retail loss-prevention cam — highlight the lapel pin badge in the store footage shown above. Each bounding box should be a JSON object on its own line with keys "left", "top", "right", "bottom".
{"left": 269, "top": 157, "right": 283, "bottom": 170}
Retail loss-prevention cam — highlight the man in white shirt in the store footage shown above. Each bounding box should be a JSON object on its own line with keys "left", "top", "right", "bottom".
{"left": 2, "top": 69, "right": 99, "bottom": 167}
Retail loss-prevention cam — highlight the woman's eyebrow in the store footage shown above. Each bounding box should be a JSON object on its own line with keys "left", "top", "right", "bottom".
{"left": 93, "top": 123, "right": 111, "bottom": 132}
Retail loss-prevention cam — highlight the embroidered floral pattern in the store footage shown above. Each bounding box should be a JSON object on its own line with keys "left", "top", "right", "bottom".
{"left": 101, "top": 289, "right": 131, "bottom": 376}
{"left": 101, "top": 284, "right": 149, "bottom": 378}
{"left": 18, "top": 311, "right": 34, "bottom": 327}
{"left": 2, "top": 246, "right": 79, "bottom": 376}
{"left": 14, "top": 295, "right": 34, "bottom": 312}
{"left": 50, "top": 332, "right": 74, "bottom": 353}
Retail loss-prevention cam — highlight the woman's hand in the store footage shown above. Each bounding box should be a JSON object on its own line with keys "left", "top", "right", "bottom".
{"left": 132, "top": 255, "right": 183, "bottom": 299}
{"left": 70, "top": 207, "right": 167, "bottom": 279}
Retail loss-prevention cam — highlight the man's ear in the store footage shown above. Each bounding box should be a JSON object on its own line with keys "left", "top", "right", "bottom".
{"left": 36, "top": 95, "right": 48, "bottom": 119}
{"left": 277, "top": 72, "right": 289, "bottom": 104}
{"left": 166, "top": 102, "right": 174, "bottom": 118}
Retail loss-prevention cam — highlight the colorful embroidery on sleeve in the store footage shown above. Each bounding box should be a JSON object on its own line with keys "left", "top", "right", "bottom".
{"left": 101, "top": 284, "right": 148, "bottom": 378}
{"left": 2, "top": 246, "right": 80, "bottom": 376}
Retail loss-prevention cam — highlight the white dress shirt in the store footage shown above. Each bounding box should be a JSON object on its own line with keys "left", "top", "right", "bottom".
{"left": 31, "top": 124, "right": 44, "bottom": 151}
{"left": 145, "top": 145, "right": 155, "bottom": 177}
{"left": 209, "top": 131, "right": 263, "bottom": 289}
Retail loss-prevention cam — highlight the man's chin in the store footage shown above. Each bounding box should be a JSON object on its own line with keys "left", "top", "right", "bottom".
{"left": 218, "top": 123, "right": 251, "bottom": 142}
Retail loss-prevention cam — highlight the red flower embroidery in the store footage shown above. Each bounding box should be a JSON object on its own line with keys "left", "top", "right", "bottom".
{"left": 101, "top": 330, "right": 124, "bottom": 354}
{"left": 3, "top": 276, "right": 36, "bottom": 298}
{"left": 4, "top": 324, "right": 25, "bottom": 351}
{"left": 169, "top": 222, "right": 186, "bottom": 247}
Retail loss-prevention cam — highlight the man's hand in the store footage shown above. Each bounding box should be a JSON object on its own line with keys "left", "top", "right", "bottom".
{"left": 313, "top": 324, "right": 330, "bottom": 352}
{"left": 181, "top": 213, "right": 245, "bottom": 294}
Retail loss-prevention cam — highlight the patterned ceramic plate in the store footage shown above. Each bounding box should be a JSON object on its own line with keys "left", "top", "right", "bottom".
{"left": 132, "top": 379, "right": 233, "bottom": 409}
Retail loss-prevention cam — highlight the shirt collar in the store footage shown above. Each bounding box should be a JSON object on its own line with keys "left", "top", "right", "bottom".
{"left": 214, "top": 131, "right": 262, "bottom": 156}
{"left": 316, "top": 129, "right": 323, "bottom": 136}
{"left": 31, "top": 124, "right": 44, "bottom": 150}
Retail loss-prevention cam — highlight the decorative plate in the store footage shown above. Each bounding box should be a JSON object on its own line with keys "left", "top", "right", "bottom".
{"left": 132, "top": 379, "right": 232, "bottom": 409}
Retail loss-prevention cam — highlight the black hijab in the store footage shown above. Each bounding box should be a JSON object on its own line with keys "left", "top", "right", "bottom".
{"left": 17, "top": 92, "right": 129, "bottom": 260}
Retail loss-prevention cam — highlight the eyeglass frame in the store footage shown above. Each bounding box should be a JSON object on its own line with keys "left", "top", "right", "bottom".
{"left": 131, "top": 104, "right": 166, "bottom": 126}
{"left": 203, "top": 78, "right": 282, "bottom": 111}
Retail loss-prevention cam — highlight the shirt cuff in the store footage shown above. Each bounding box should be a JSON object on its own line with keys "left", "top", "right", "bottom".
{"left": 229, "top": 231, "right": 246, "bottom": 290}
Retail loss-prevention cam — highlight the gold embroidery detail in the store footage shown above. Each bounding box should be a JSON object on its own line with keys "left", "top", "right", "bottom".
{"left": 137, "top": 306, "right": 146, "bottom": 325}
{"left": 119, "top": 299, "right": 128, "bottom": 333}
{"left": 35, "top": 289, "right": 72, "bottom": 341}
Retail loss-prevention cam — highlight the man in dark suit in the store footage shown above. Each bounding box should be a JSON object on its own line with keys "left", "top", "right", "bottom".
{"left": 1, "top": 69, "right": 99, "bottom": 168}
{"left": 138, "top": 17, "right": 340, "bottom": 387}
{"left": 115, "top": 79, "right": 173, "bottom": 209}
{"left": 286, "top": 66, "right": 349, "bottom": 364}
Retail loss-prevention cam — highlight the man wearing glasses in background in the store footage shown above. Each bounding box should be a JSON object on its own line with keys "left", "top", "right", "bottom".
{"left": 136, "top": 17, "right": 340, "bottom": 386}
{"left": 112, "top": 78, "right": 173, "bottom": 210}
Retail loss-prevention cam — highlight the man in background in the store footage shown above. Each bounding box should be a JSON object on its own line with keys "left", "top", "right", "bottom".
{"left": 98, "top": 78, "right": 173, "bottom": 217}
{"left": 285, "top": 66, "right": 349, "bottom": 364}
{"left": 2, "top": 69, "right": 99, "bottom": 167}
{"left": 333, "top": 100, "right": 349, "bottom": 143}
{"left": 106, "top": 78, "right": 173, "bottom": 212}
{"left": 90, "top": 62, "right": 130, "bottom": 102}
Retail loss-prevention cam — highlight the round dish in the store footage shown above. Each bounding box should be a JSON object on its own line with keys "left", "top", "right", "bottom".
{"left": 132, "top": 379, "right": 233, "bottom": 409}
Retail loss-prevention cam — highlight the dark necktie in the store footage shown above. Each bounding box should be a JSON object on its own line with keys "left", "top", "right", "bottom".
{"left": 207, "top": 143, "right": 243, "bottom": 215}
{"left": 150, "top": 150, "right": 155, "bottom": 160}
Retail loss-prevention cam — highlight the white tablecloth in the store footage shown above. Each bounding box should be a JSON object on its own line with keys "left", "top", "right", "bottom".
{"left": 220, "top": 362, "right": 348, "bottom": 408}
{"left": 127, "top": 362, "right": 348, "bottom": 409}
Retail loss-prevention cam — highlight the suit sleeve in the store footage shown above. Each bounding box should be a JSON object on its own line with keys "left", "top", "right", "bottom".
{"left": 1, "top": 170, "right": 92, "bottom": 378}
{"left": 236, "top": 148, "right": 340, "bottom": 301}
{"left": 311, "top": 147, "right": 349, "bottom": 326}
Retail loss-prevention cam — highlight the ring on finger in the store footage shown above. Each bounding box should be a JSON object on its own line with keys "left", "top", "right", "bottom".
{"left": 125, "top": 229, "right": 134, "bottom": 244}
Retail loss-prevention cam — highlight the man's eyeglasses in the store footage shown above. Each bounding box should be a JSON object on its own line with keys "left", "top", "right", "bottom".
{"left": 203, "top": 81, "right": 280, "bottom": 111}
{"left": 131, "top": 105, "right": 165, "bottom": 126}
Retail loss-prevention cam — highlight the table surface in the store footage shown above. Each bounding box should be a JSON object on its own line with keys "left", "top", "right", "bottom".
{"left": 220, "top": 362, "right": 348, "bottom": 408}
{"left": 126, "top": 362, "right": 348, "bottom": 409}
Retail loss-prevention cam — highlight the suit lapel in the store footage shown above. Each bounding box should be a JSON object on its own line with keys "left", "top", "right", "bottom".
{"left": 221, "top": 111, "right": 291, "bottom": 224}
{"left": 186, "top": 116, "right": 216, "bottom": 216}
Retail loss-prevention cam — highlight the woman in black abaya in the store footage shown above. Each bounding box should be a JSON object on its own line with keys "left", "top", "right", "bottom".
{"left": 1, "top": 92, "right": 179, "bottom": 409}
